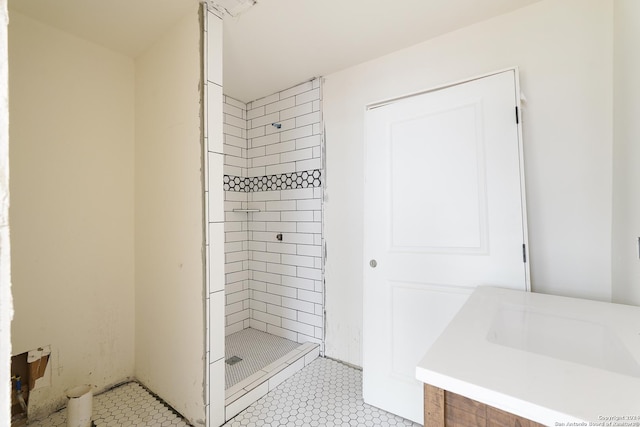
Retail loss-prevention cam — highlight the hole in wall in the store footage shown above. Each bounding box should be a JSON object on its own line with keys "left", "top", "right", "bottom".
{"left": 10, "top": 352, "right": 29, "bottom": 426}
{"left": 10, "top": 346, "right": 51, "bottom": 426}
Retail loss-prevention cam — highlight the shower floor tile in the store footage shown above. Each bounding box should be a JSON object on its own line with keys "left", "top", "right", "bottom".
{"left": 225, "top": 328, "right": 301, "bottom": 389}
{"left": 223, "top": 357, "right": 422, "bottom": 427}
{"left": 27, "top": 382, "right": 191, "bottom": 427}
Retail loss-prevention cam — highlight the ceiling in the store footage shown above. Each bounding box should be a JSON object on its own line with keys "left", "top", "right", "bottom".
{"left": 8, "top": 0, "right": 542, "bottom": 103}
{"left": 8, "top": 0, "right": 198, "bottom": 59}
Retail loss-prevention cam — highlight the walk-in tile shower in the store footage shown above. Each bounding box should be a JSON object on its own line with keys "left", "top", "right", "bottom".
{"left": 222, "top": 80, "right": 324, "bottom": 344}
{"left": 214, "top": 79, "right": 325, "bottom": 423}
{"left": 204, "top": 9, "right": 324, "bottom": 424}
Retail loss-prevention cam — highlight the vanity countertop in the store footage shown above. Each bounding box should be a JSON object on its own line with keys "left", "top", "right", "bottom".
{"left": 416, "top": 286, "right": 640, "bottom": 426}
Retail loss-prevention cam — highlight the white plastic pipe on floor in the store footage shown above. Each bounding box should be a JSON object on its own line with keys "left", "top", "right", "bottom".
{"left": 66, "top": 385, "right": 92, "bottom": 427}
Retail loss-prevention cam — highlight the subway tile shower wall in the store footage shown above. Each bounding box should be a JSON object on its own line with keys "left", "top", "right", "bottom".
{"left": 223, "top": 95, "right": 250, "bottom": 335}
{"left": 223, "top": 79, "right": 324, "bottom": 347}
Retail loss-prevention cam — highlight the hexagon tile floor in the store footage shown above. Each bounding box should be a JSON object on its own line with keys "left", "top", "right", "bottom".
{"left": 28, "top": 357, "right": 421, "bottom": 427}
{"left": 27, "top": 382, "right": 190, "bottom": 427}
{"left": 223, "top": 357, "right": 422, "bottom": 427}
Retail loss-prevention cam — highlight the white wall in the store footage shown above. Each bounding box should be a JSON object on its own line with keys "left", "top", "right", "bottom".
{"left": 0, "top": 1, "right": 11, "bottom": 426}
{"left": 612, "top": 0, "right": 640, "bottom": 306}
{"left": 134, "top": 3, "right": 204, "bottom": 424}
{"left": 8, "top": 11, "right": 136, "bottom": 418}
{"left": 324, "top": 0, "right": 613, "bottom": 366}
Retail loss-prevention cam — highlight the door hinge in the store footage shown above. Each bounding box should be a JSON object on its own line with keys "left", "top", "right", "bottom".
{"left": 522, "top": 244, "right": 527, "bottom": 263}
{"left": 515, "top": 106, "right": 519, "bottom": 124}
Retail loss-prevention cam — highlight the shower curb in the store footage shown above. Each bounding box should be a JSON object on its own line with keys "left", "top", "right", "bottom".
{"left": 223, "top": 342, "right": 320, "bottom": 422}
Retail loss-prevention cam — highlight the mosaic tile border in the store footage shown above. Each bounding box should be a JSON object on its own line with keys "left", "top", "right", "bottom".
{"left": 224, "top": 169, "right": 322, "bottom": 192}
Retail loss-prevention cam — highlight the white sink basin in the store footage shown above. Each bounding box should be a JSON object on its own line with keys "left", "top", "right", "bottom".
{"left": 486, "top": 303, "right": 640, "bottom": 377}
{"left": 417, "top": 287, "right": 640, "bottom": 425}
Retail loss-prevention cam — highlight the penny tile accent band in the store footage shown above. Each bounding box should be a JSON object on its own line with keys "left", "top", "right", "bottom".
{"left": 224, "top": 169, "right": 322, "bottom": 192}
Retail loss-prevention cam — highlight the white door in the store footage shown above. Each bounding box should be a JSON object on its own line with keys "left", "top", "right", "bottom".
{"left": 363, "top": 70, "right": 529, "bottom": 424}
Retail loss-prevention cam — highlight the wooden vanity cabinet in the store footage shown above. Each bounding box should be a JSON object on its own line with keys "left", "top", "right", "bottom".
{"left": 424, "top": 384, "right": 546, "bottom": 427}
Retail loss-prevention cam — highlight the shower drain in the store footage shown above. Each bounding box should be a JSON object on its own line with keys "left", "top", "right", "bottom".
{"left": 226, "top": 356, "right": 243, "bottom": 365}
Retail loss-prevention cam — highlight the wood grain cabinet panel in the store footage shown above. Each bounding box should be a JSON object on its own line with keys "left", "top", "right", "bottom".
{"left": 424, "top": 384, "right": 545, "bottom": 427}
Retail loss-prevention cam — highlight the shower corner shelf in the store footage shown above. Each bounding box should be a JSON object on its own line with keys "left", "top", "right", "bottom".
{"left": 232, "top": 209, "right": 261, "bottom": 213}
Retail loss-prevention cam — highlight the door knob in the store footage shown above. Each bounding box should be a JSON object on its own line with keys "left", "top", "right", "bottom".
{"left": 369, "top": 259, "right": 377, "bottom": 268}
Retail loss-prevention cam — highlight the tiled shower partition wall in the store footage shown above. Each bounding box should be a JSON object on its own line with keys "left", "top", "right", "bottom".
{"left": 205, "top": 6, "right": 225, "bottom": 427}
{"left": 223, "top": 79, "right": 325, "bottom": 348}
